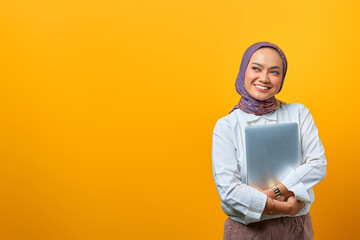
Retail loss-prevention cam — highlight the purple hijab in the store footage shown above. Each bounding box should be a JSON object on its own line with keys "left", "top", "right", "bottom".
{"left": 230, "top": 42, "right": 288, "bottom": 115}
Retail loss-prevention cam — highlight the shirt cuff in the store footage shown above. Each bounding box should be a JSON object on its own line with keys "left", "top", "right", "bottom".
{"left": 244, "top": 187, "right": 267, "bottom": 224}
{"left": 282, "top": 169, "right": 311, "bottom": 203}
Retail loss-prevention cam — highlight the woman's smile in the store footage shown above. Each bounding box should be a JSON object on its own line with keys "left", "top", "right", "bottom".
{"left": 254, "top": 84, "right": 271, "bottom": 91}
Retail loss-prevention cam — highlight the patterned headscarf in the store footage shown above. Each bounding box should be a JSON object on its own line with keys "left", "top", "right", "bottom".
{"left": 230, "top": 42, "right": 288, "bottom": 115}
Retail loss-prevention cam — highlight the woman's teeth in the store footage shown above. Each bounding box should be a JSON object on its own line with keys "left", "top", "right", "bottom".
{"left": 255, "top": 85, "right": 269, "bottom": 90}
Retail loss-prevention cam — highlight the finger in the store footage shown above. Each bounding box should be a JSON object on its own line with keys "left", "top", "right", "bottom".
{"left": 287, "top": 196, "right": 295, "bottom": 202}
{"left": 278, "top": 196, "right": 285, "bottom": 202}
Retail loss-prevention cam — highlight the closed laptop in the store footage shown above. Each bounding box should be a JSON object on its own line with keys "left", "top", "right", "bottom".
{"left": 245, "top": 123, "right": 300, "bottom": 189}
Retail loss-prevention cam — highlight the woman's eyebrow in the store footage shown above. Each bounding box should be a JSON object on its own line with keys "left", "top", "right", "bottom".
{"left": 269, "top": 66, "right": 281, "bottom": 70}
{"left": 251, "top": 62, "right": 281, "bottom": 70}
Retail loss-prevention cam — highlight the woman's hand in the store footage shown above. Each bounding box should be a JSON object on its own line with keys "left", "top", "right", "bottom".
{"left": 262, "top": 196, "right": 305, "bottom": 216}
{"left": 250, "top": 185, "right": 285, "bottom": 201}
{"left": 284, "top": 196, "right": 305, "bottom": 215}
{"left": 250, "top": 185, "right": 265, "bottom": 193}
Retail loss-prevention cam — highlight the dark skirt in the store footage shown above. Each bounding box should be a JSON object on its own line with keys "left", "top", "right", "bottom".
{"left": 224, "top": 214, "right": 313, "bottom": 240}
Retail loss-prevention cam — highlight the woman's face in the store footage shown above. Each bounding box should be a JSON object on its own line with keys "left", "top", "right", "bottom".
{"left": 244, "top": 47, "right": 284, "bottom": 101}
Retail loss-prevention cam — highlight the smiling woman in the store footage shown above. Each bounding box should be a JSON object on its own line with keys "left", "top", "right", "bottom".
{"left": 212, "top": 42, "right": 327, "bottom": 240}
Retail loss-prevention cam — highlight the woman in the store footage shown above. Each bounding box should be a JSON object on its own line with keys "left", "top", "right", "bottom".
{"left": 212, "top": 42, "right": 327, "bottom": 239}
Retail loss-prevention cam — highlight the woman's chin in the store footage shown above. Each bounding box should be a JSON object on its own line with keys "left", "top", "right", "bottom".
{"left": 249, "top": 92, "right": 275, "bottom": 101}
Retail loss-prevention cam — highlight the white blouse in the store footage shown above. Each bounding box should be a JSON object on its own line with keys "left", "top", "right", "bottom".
{"left": 212, "top": 103, "right": 327, "bottom": 225}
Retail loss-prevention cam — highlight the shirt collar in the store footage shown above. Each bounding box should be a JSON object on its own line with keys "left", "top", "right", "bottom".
{"left": 237, "top": 109, "right": 278, "bottom": 122}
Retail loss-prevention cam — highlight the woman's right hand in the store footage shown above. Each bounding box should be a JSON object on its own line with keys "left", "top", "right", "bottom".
{"left": 285, "top": 196, "right": 305, "bottom": 215}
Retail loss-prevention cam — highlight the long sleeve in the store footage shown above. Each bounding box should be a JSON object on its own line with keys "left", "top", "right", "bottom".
{"left": 212, "top": 119, "right": 267, "bottom": 224}
{"left": 281, "top": 105, "right": 327, "bottom": 203}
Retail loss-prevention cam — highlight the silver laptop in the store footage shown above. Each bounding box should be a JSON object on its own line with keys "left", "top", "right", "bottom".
{"left": 245, "top": 123, "right": 300, "bottom": 189}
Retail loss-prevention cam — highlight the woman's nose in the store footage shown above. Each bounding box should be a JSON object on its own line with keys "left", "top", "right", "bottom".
{"left": 259, "top": 73, "right": 270, "bottom": 83}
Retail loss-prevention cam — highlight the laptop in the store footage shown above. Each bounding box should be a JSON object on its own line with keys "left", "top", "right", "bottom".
{"left": 245, "top": 123, "right": 300, "bottom": 189}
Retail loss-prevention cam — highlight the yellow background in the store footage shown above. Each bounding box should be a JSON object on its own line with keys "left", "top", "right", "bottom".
{"left": 0, "top": 0, "right": 358, "bottom": 239}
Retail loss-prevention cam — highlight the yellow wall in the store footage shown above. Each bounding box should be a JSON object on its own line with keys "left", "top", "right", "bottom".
{"left": 0, "top": 0, "right": 358, "bottom": 239}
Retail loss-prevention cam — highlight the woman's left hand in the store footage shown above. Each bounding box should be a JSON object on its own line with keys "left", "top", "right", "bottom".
{"left": 250, "top": 185, "right": 265, "bottom": 193}
{"left": 250, "top": 185, "right": 285, "bottom": 201}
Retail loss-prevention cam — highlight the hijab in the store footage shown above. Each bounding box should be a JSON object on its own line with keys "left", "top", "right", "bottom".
{"left": 230, "top": 42, "right": 288, "bottom": 115}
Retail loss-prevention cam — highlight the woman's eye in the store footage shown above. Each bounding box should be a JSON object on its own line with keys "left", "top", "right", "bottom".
{"left": 252, "top": 67, "right": 260, "bottom": 71}
{"left": 270, "top": 70, "right": 279, "bottom": 75}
